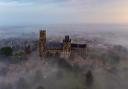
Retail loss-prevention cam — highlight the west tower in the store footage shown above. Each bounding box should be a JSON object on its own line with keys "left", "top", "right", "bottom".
{"left": 39, "top": 30, "right": 46, "bottom": 57}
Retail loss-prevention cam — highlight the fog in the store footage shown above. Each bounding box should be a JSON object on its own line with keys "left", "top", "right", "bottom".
{"left": 0, "top": 24, "right": 128, "bottom": 47}
{"left": 0, "top": 24, "right": 128, "bottom": 89}
{"left": 0, "top": 53, "right": 85, "bottom": 89}
{"left": 0, "top": 52, "right": 128, "bottom": 89}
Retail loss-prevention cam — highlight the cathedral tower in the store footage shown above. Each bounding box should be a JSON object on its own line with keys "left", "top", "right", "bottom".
{"left": 39, "top": 29, "right": 46, "bottom": 57}
{"left": 63, "top": 35, "right": 71, "bottom": 58}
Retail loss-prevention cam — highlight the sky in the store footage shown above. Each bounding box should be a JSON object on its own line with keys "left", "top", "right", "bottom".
{"left": 0, "top": 0, "right": 128, "bottom": 26}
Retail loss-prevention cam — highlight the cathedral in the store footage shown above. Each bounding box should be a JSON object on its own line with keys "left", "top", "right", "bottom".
{"left": 38, "top": 29, "right": 87, "bottom": 59}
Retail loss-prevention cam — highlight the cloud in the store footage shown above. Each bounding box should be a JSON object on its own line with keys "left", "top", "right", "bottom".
{"left": 0, "top": 0, "right": 128, "bottom": 26}
{"left": 0, "top": 0, "right": 68, "bottom": 4}
{"left": 0, "top": 0, "right": 128, "bottom": 8}
{"left": 0, "top": 1, "right": 32, "bottom": 6}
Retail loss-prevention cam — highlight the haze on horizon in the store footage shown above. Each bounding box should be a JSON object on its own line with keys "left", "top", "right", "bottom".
{"left": 0, "top": 0, "right": 128, "bottom": 26}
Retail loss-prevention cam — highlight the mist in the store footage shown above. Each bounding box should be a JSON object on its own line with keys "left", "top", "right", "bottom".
{"left": 1, "top": 24, "right": 128, "bottom": 47}
{"left": 0, "top": 24, "right": 128, "bottom": 89}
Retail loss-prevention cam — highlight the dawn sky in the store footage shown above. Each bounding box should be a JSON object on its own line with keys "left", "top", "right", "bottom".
{"left": 0, "top": 0, "right": 128, "bottom": 26}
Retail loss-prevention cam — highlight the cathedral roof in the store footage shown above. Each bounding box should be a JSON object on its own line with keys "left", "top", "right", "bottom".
{"left": 46, "top": 41, "right": 62, "bottom": 49}
{"left": 71, "top": 44, "right": 87, "bottom": 48}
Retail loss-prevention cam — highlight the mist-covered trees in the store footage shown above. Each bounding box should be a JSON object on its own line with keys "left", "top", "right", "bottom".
{"left": 0, "top": 47, "right": 13, "bottom": 56}
{"left": 85, "top": 70, "right": 93, "bottom": 86}
{"left": 0, "top": 83, "right": 13, "bottom": 89}
{"left": 36, "top": 86, "right": 45, "bottom": 89}
{"left": 16, "top": 77, "right": 30, "bottom": 89}
{"left": 33, "top": 70, "right": 43, "bottom": 84}
{"left": 87, "top": 44, "right": 128, "bottom": 65}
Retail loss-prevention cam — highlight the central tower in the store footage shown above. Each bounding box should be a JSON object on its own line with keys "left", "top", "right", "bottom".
{"left": 39, "top": 29, "right": 46, "bottom": 57}
{"left": 63, "top": 35, "right": 71, "bottom": 58}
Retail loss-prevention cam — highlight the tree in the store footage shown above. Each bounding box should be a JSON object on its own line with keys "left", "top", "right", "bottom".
{"left": 0, "top": 47, "right": 13, "bottom": 56}
{"left": 33, "top": 70, "right": 43, "bottom": 84}
{"left": 16, "top": 77, "right": 30, "bottom": 89}
{"left": 85, "top": 70, "right": 93, "bottom": 87}
{"left": 36, "top": 86, "right": 45, "bottom": 89}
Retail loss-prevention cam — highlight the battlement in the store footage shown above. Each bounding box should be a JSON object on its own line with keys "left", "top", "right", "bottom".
{"left": 63, "top": 35, "right": 71, "bottom": 42}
